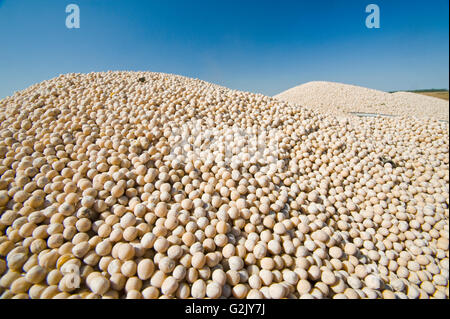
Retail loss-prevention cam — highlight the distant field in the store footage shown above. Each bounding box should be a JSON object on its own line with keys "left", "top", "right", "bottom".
{"left": 414, "top": 91, "right": 449, "bottom": 101}
{"left": 389, "top": 89, "right": 449, "bottom": 101}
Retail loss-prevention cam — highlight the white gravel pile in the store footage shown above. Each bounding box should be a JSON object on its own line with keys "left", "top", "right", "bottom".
{"left": 0, "top": 72, "right": 448, "bottom": 299}
{"left": 274, "top": 81, "right": 449, "bottom": 121}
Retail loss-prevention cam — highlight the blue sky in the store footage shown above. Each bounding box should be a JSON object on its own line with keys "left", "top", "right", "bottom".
{"left": 0, "top": 0, "right": 448, "bottom": 99}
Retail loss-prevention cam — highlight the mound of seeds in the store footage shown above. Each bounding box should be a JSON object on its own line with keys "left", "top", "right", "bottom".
{"left": 275, "top": 81, "right": 449, "bottom": 121}
{"left": 0, "top": 71, "right": 448, "bottom": 299}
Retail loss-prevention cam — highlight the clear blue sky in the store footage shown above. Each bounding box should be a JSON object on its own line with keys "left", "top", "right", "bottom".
{"left": 0, "top": 0, "right": 448, "bottom": 99}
